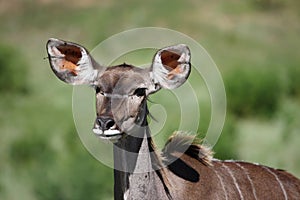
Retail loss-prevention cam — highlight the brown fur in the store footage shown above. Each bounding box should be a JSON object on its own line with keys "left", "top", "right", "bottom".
{"left": 47, "top": 39, "right": 300, "bottom": 199}
{"left": 159, "top": 132, "right": 300, "bottom": 199}
{"left": 162, "top": 131, "right": 213, "bottom": 166}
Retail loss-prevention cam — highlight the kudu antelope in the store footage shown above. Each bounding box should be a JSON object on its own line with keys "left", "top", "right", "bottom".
{"left": 46, "top": 38, "right": 300, "bottom": 200}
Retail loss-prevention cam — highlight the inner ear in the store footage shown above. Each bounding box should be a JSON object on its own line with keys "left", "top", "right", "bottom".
{"left": 56, "top": 45, "right": 82, "bottom": 65}
{"left": 150, "top": 44, "right": 191, "bottom": 90}
{"left": 54, "top": 45, "right": 82, "bottom": 76}
{"left": 47, "top": 38, "right": 103, "bottom": 85}
{"left": 161, "top": 50, "right": 181, "bottom": 70}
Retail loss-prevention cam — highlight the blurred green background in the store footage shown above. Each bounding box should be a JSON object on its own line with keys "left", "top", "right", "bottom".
{"left": 1, "top": 0, "right": 300, "bottom": 199}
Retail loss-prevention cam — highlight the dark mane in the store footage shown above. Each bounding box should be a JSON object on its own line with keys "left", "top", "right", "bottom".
{"left": 162, "top": 131, "right": 213, "bottom": 166}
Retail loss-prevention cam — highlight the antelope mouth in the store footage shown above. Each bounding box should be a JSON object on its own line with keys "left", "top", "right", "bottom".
{"left": 92, "top": 128, "right": 123, "bottom": 140}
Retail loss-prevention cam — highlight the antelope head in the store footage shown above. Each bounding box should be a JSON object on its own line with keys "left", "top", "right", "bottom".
{"left": 46, "top": 38, "right": 191, "bottom": 142}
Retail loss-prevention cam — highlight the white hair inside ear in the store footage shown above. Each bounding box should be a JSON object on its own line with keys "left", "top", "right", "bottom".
{"left": 151, "top": 44, "right": 191, "bottom": 90}
{"left": 46, "top": 38, "right": 104, "bottom": 85}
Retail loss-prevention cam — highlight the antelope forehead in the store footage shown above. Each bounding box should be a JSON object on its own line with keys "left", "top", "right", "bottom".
{"left": 99, "top": 72, "right": 150, "bottom": 94}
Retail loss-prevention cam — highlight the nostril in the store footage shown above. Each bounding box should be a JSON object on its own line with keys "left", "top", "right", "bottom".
{"left": 105, "top": 119, "right": 115, "bottom": 130}
{"left": 96, "top": 117, "right": 115, "bottom": 131}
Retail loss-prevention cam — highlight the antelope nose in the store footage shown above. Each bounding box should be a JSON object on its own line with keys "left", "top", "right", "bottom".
{"left": 96, "top": 117, "right": 115, "bottom": 131}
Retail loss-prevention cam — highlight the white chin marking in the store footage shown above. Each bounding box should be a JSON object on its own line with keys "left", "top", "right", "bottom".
{"left": 104, "top": 129, "right": 121, "bottom": 135}
{"left": 92, "top": 129, "right": 122, "bottom": 140}
{"left": 93, "top": 128, "right": 103, "bottom": 135}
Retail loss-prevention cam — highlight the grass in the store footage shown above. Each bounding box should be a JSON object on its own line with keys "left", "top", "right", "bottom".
{"left": 0, "top": 0, "right": 300, "bottom": 199}
{"left": 225, "top": 67, "right": 284, "bottom": 118}
{"left": 0, "top": 43, "right": 28, "bottom": 94}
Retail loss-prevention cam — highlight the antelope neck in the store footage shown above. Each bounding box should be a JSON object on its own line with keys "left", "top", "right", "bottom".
{"left": 112, "top": 102, "right": 171, "bottom": 200}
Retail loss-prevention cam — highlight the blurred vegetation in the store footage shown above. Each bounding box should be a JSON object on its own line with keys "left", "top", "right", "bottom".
{"left": 0, "top": 43, "right": 28, "bottom": 94}
{"left": 287, "top": 66, "right": 300, "bottom": 98}
{"left": 225, "top": 68, "right": 283, "bottom": 118}
{"left": 9, "top": 130, "right": 53, "bottom": 167}
{"left": 0, "top": 0, "right": 299, "bottom": 199}
{"left": 213, "top": 115, "right": 238, "bottom": 159}
{"left": 33, "top": 129, "right": 112, "bottom": 200}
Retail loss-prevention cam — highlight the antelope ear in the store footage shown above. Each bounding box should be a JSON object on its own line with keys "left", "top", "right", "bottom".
{"left": 46, "top": 38, "right": 104, "bottom": 85}
{"left": 151, "top": 44, "right": 191, "bottom": 90}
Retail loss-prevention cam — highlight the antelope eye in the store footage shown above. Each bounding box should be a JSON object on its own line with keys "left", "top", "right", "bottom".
{"left": 133, "top": 88, "right": 146, "bottom": 97}
{"left": 95, "top": 86, "right": 101, "bottom": 94}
